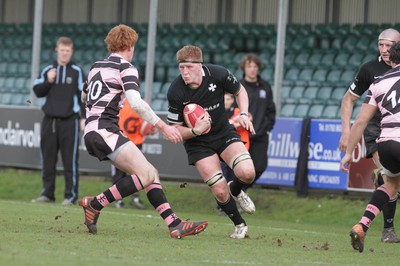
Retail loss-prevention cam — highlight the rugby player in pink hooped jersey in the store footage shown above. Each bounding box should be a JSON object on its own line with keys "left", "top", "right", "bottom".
{"left": 341, "top": 41, "right": 400, "bottom": 252}
{"left": 78, "top": 24, "right": 207, "bottom": 239}
{"left": 340, "top": 28, "right": 400, "bottom": 244}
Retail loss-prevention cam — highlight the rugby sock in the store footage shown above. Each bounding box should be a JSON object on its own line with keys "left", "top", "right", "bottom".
{"left": 217, "top": 196, "right": 246, "bottom": 226}
{"left": 145, "top": 183, "right": 181, "bottom": 228}
{"left": 90, "top": 174, "right": 143, "bottom": 210}
{"left": 382, "top": 194, "right": 398, "bottom": 228}
{"left": 230, "top": 176, "right": 249, "bottom": 197}
{"left": 359, "top": 187, "right": 390, "bottom": 232}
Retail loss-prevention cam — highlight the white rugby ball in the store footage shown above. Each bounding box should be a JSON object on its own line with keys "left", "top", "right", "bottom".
{"left": 183, "top": 103, "right": 211, "bottom": 134}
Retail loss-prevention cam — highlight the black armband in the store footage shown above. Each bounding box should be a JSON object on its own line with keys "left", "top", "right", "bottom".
{"left": 191, "top": 128, "right": 200, "bottom": 136}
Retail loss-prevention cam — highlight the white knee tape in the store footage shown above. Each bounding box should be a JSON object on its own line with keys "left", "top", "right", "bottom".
{"left": 230, "top": 152, "right": 252, "bottom": 170}
{"left": 205, "top": 172, "right": 223, "bottom": 187}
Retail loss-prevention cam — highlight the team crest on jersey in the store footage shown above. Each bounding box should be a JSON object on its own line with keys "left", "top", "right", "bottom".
{"left": 208, "top": 83, "right": 216, "bottom": 92}
{"left": 227, "top": 71, "right": 238, "bottom": 83}
{"left": 66, "top": 77, "right": 72, "bottom": 84}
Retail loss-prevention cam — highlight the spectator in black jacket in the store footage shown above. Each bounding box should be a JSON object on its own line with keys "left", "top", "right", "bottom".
{"left": 32, "top": 36, "right": 85, "bottom": 205}
{"left": 239, "top": 54, "right": 276, "bottom": 187}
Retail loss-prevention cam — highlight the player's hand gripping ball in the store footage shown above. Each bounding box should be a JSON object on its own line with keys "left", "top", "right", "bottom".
{"left": 183, "top": 103, "right": 211, "bottom": 134}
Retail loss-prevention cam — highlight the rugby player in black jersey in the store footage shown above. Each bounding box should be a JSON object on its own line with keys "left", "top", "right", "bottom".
{"left": 167, "top": 45, "right": 256, "bottom": 238}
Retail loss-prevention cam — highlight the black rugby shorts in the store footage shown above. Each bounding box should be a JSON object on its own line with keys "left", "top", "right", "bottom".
{"left": 184, "top": 127, "right": 242, "bottom": 165}
{"left": 378, "top": 140, "right": 400, "bottom": 176}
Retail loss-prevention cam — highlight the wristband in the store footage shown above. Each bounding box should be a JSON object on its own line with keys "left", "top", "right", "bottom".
{"left": 240, "top": 112, "right": 249, "bottom": 117}
{"left": 191, "top": 128, "right": 200, "bottom": 136}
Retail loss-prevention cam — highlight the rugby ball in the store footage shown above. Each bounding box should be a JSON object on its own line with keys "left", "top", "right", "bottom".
{"left": 183, "top": 103, "right": 211, "bottom": 134}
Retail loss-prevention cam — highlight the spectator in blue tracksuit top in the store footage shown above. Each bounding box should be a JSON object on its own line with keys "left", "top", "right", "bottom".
{"left": 32, "top": 36, "right": 85, "bottom": 205}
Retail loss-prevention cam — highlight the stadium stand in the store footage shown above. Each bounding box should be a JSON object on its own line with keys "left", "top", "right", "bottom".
{"left": 301, "top": 86, "right": 319, "bottom": 104}
{"left": 259, "top": 68, "right": 274, "bottom": 83}
{"left": 333, "top": 53, "right": 351, "bottom": 69}
{"left": 280, "top": 85, "right": 292, "bottom": 100}
{"left": 326, "top": 69, "right": 343, "bottom": 85}
{"left": 285, "top": 85, "right": 305, "bottom": 104}
{"left": 328, "top": 87, "right": 347, "bottom": 105}
{"left": 297, "top": 68, "right": 315, "bottom": 85}
{"left": 283, "top": 67, "right": 301, "bottom": 85}
{"left": 347, "top": 53, "right": 364, "bottom": 68}
{"left": 293, "top": 52, "right": 310, "bottom": 67}
{"left": 0, "top": 92, "right": 12, "bottom": 105}
{"left": 151, "top": 99, "right": 165, "bottom": 111}
{"left": 9, "top": 93, "right": 26, "bottom": 105}
{"left": 340, "top": 69, "right": 356, "bottom": 86}
{"left": 0, "top": 62, "right": 7, "bottom": 76}
{"left": 0, "top": 77, "right": 5, "bottom": 92}
{"left": 307, "top": 52, "right": 324, "bottom": 68}
{"left": 293, "top": 104, "right": 310, "bottom": 118}
{"left": 311, "top": 69, "right": 329, "bottom": 85}
{"left": 154, "top": 65, "right": 166, "bottom": 82}
{"left": 315, "top": 86, "right": 334, "bottom": 104}
{"left": 280, "top": 103, "right": 297, "bottom": 117}
{"left": 322, "top": 104, "right": 340, "bottom": 119}
{"left": 307, "top": 104, "right": 325, "bottom": 119}
{"left": 0, "top": 22, "right": 383, "bottom": 114}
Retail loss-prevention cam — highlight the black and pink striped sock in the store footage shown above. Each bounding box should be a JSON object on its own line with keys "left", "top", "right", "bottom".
{"left": 91, "top": 174, "right": 143, "bottom": 210}
{"left": 360, "top": 186, "right": 390, "bottom": 232}
{"left": 145, "top": 183, "right": 181, "bottom": 228}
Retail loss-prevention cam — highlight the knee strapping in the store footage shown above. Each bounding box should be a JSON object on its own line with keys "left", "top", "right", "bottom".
{"left": 205, "top": 172, "right": 224, "bottom": 187}
{"left": 390, "top": 193, "right": 399, "bottom": 202}
{"left": 230, "top": 152, "right": 252, "bottom": 170}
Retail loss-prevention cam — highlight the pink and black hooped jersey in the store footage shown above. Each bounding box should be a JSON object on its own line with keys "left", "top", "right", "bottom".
{"left": 364, "top": 65, "right": 400, "bottom": 142}
{"left": 83, "top": 53, "right": 140, "bottom": 133}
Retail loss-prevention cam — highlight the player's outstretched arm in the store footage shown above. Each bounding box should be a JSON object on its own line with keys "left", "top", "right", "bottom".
{"left": 155, "top": 120, "right": 183, "bottom": 144}
{"left": 126, "top": 90, "right": 182, "bottom": 144}
{"left": 339, "top": 91, "right": 358, "bottom": 152}
{"left": 340, "top": 103, "right": 376, "bottom": 172}
{"left": 235, "top": 85, "right": 255, "bottom": 134}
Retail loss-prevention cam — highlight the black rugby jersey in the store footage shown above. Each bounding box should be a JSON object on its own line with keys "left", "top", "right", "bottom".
{"left": 350, "top": 56, "right": 391, "bottom": 126}
{"left": 350, "top": 56, "right": 391, "bottom": 97}
{"left": 167, "top": 64, "right": 240, "bottom": 137}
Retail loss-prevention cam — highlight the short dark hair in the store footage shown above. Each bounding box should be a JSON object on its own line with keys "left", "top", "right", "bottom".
{"left": 389, "top": 41, "right": 400, "bottom": 65}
